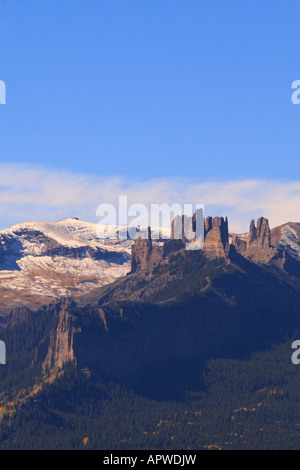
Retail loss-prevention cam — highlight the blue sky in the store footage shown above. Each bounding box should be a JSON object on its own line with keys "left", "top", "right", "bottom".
{"left": 0, "top": 1, "right": 299, "bottom": 229}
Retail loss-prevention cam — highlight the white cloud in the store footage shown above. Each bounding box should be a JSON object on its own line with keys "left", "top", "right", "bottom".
{"left": 0, "top": 162, "right": 299, "bottom": 232}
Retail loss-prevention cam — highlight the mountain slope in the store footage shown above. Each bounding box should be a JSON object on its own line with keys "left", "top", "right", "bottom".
{"left": 0, "top": 218, "right": 131, "bottom": 319}
{"left": 1, "top": 222, "right": 300, "bottom": 449}
{"left": 271, "top": 222, "right": 300, "bottom": 259}
{"left": 23, "top": 247, "right": 300, "bottom": 399}
{"left": 1, "top": 342, "right": 300, "bottom": 450}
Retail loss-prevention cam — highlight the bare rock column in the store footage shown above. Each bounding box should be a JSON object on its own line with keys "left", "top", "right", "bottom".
{"left": 203, "top": 217, "right": 229, "bottom": 257}
{"left": 247, "top": 217, "right": 271, "bottom": 249}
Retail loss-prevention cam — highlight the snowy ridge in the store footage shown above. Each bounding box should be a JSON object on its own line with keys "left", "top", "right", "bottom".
{"left": 1, "top": 217, "right": 170, "bottom": 250}
{"left": 0, "top": 218, "right": 171, "bottom": 316}
{"left": 275, "top": 223, "right": 300, "bottom": 260}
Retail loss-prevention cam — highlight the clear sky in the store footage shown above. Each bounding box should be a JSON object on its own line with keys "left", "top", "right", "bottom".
{"left": 0, "top": 1, "right": 299, "bottom": 230}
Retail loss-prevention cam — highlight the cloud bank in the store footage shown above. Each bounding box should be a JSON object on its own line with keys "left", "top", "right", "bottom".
{"left": 0, "top": 162, "right": 299, "bottom": 233}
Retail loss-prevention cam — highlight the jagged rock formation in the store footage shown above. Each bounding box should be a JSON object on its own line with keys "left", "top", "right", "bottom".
{"left": 131, "top": 224, "right": 189, "bottom": 274}
{"left": 231, "top": 218, "right": 300, "bottom": 273}
{"left": 131, "top": 214, "right": 230, "bottom": 273}
{"left": 257, "top": 217, "right": 271, "bottom": 248}
{"left": 203, "top": 217, "right": 229, "bottom": 258}
{"left": 131, "top": 228, "right": 154, "bottom": 273}
{"left": 247, "top": 217, "right": 271, "bottom": 249}
{"left": 131, "top": 214, "right": 300, "bottom": 276}
{"left": 232, "top": 217, "right": 273, "bottom": 260}
{"left": 247, "top": 219, "right": 258, "bottom": 248}
{"left": 231, "top": 217, "right": 274, "bottom": 264}
{"left": 131, "top": 228, "right": 166, "bottom": 274}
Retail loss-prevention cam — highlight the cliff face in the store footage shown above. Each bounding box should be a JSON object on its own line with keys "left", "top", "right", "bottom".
{"left": 42, "top": 307, "right": 78, "bottom": 370}
{"left": 34, "top": 294, "right": 243, "bottom": 387}
{"left": 203, "top": 217, "right": 229, "bottom": 258}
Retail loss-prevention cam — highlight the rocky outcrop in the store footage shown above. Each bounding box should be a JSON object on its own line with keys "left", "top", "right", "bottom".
{"left": 233, "top": 217, "right": 300, "bottom": 271}
{"left": 203, "top": 217, "right": 229, "bottom": 258}
{"left": 131, "top": 228, "right": 153, "bottom": 273}
{"left": 257, "top": 217, "right": 271, "bottom": 248}
{"left": 205, "top": 216, "right": 213, "bottom": 237}
{"left": 131, "top": 214, "right": 291, "bottom": 272}
{"left": 247, "top": 217, "right": 271, "bottom": 249}
{"left": 131, "top": 213, "right": 230, "bottom": 272}
{"left": 131, "top": 228, "right": 165, "bottom": 274}
{"left": 231, "top": 217, "right": 274, "bottom": 264}
{"left": 42, "top": 307, "right": 78, "bottom": 370}
{"left": 247, "top": 220, "right": 257, "bottom": 248}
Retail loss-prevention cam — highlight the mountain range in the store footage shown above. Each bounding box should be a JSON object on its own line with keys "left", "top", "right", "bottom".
{"left": 0, "top": 214, "right": 300, "bottom": 449}
{"left": 0, "top": 215, "right": 299, "bottom": 321}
